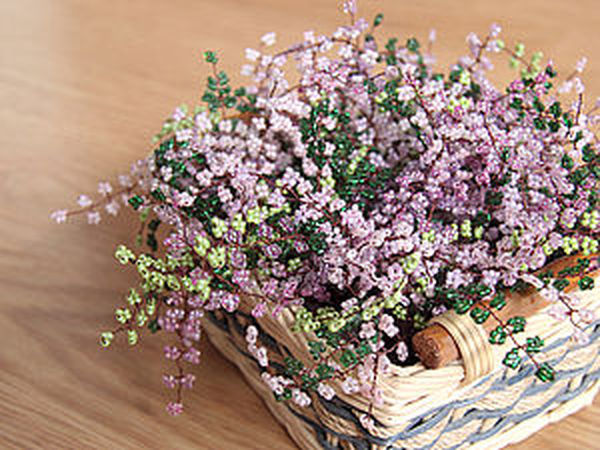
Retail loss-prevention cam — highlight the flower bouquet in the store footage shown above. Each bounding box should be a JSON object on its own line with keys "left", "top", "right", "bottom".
{"left": 54, "top": 2, "right": 599, "bottom": 448}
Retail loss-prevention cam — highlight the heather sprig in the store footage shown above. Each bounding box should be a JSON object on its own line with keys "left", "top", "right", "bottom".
{"left": 53, "top": 5, "right": 598, "bottom": 419}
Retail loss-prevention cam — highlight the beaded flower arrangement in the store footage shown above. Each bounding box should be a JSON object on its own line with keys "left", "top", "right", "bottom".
{"left": 53, "top": 2, "right": 599, "bottom": 426}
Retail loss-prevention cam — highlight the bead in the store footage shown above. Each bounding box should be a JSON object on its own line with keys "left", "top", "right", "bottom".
{"left": 489, "top": 326, "right": 507, "bottom": 345}
{"left": 502, "top": 348, "right": 521, "bottom": 369}
{"left": 535, "top": 363, "right": 555, "bottom": 382}
{"left": 99, "top": 332, "right": 114, "bottom": 347}
{"left": 127, "top": 330, "right": 139, "bottom": 346}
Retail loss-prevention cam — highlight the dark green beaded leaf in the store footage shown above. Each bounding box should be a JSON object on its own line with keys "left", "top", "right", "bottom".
{"left": 151, "top": 189, "right": 166, "bottom": 202}
{"left": 489, "top": 325, "right": 507, "bottom": 345}
{"left": 385, "top": 38, "right": 397, "bottom": 52}
{"left": 581, "top": 144, "right": 596, "bottom": 163}
{"left": 579, "top": 276, "right": 595, "bottom": 291}
{"left": 453, "top": 297, "right": 473, "bottom": 315}
{"left": 356, "top": 342, "right": 371, "bottom": 358}
{"left": 507, "top": 316, "right": 526, "bottom": 333}
{"left": 207, "top": 76, "right": 217, "bottom": 90}
{"left": 148, "top": 219, "right": 161, "bottom": 232}
{"left": 509, "top": 98, "right": 523, "bottom": 110}
{"left": 148, "top": 318, "right": 161, "bottom": 333}
{"left": 502, "top": 348, "right": 521, "bottom": 369}
{"left": 373, "top": 13, "right": 384, "bottom": 27}
{"left": 284, "top": 356, "right": 304, "bottom": 376}
{"left": 533, "top": 117, "right": 546, "bottom": 130}
{"left": 545, "top": 66, "right": 557, "bottom": 77}
{"left": 340, "top": 349, "right": 358, "bottom": 368}
{"left": 470, "top": 307, "right": 490, "bottom": 325}
{"left": 561, "top": 154, "right": 574, "bottom": 170}
{"left": 553, "top": 278, "right": 570, "bottom": 291}
{"left": 146, "top": 234, "right": 158, "bottom": 252}
{"left": 535, "top": 363, "right": 555, "bottom": 382}
{"left": 485, "top": 190, "right": 504, "bottom": 206}
{"left": 526, "top": 336, "right": 544, "bottom": 353}
{"left": 308, "top": 341, "right": 326, "bottom": 360}
{"left": 406, "top": 37, "right": 420, "bottom": 52}
{"left": 203, "top": 50, "right": 218, "bottom": 64}
{"left": 549, "top": 101, "right": 562, "bottom": 118}
{"left": 316, "top": 364, "right": 334, "bottom": 380}
{"left": 128, "top": 195, "right": 144, "bottom": 210}
{"left": 489, "top": 292, "right": 506, "bottom": 310}
{"left": 301, "top": 374, "right": 319, "bottom": 391}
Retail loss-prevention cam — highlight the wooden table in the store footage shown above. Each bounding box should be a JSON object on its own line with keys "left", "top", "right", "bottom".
{"left": 1, "top": 0, "right": 598, "bottom": 448}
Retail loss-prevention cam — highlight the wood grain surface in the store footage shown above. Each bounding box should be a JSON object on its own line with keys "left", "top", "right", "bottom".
{"left": 1, "top": 1, "right": 598, "bottom": 448}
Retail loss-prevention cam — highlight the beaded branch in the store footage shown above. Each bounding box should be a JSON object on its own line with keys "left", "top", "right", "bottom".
{"left": 53, "top": 2, "right": 599, "bottom": 424}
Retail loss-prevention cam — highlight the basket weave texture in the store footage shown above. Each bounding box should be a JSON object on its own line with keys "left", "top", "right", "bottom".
{"left": 203, "top": 280, "right": 600, "bottom": 449}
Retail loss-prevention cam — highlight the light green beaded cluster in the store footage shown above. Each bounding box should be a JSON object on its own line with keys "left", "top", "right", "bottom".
{"left": 581, "top": 237, "right": 599, "bottom": 256}
{"left": 293, "top": 279, "right": 411, "bottom": 335}
{"left": 581, "top": 210, "right": 599, "bottom": 229}
{"left": 99, "top": 245, "right": 197, "bottom": 347}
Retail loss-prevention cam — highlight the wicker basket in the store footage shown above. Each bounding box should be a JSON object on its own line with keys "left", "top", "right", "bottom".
{"left": 203, "top": 279, "right": 599, "bottom": 449}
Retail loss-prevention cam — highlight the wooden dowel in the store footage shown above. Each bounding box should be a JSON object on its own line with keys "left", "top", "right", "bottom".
{"left": 413, "top": 254, "right": 599, "bottom": 369}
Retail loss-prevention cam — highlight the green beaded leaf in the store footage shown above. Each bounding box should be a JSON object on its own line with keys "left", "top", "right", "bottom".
{"left": 340, "top": 349, "right": 358, "bottom": 368}
{"left": 406, "top": 37, "right": 420, "bottom": 53}
{"left": 561, "top": 154, "right": 574, "bottom": 170}
{"left": 150, "top": 188, "right": 166, "bottom": 202}
{"left": 535, "top": 363, "right": 555, "bottom": 382}
{"left": 489, "top": 292, "right": 506, "bottom": 310}
{"left": 148, "top": 318, "right": 161, "bottom": 333}
{"left": 301, "top": 374, "right": 319, "bottom": 391}
{"left": 413, "top": 313, "right": 427, "bottom": 330}
{"left": 308, "top": 341, "right": 326, "bottom": 360}
{"left": 316, "top": 364, "right": 334, "bottom": 380}
{"left": 476, "top": 284, "right": 492, "bottom": 298}
{"left": 356, "top": 341, "right": 371, "bottom": 358}
{"left": 489, "top": 325, "right": 507, "bottom": 345}
{"left": 470, "top": 307, "right": 490, "bottom": 325}
{"left": 273, "top": 387, "right": 295, "bottom": 403}
{"left": 485, "top": 190, "right": 503, "bottom": 206}
{"left": 148, "top": 219, "right": 161, "bottom": 232}
{"left": 553, "top": 278, "right": 570, "bottom": 291}
{"left": 393, "top": 304, "right": 407, "bottom": 320}
{"left": 284, "top": 356, "right": 304, "bottom": 376}
{"left": 579, "top": 276, "right": 595, "bottom": 291}
{"left": 507, "top": 316, "right": 526, "bottom": 333}
{"left": 146, "top": 234, "right": 158, "bottom": 252}
{"left": 128, "top": 195, "right": 144, "bottom": 210}
{"left": 373, "top": 13, "right": 384, "bottom": 27}
{"left": 582, "top": 144, "right": 595, "bottom": 162}
{"left": 454, "top": 297, "right": 473, "bottom": 315}
{"left": 525, "top": 336, "right": 544, "bottom": 353}
{"left": 203, "top": 50, "right": 218, "bottom": 64}
{"left": 502, "top": 348, "right": 522, "bottom": 369}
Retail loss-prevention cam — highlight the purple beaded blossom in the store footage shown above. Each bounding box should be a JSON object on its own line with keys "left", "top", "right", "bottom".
{"left": 54, "top": 5, "right": 598, "bottom": 418}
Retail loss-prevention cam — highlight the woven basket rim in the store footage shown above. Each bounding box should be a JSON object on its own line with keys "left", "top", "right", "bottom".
{"left": 229, "top": 272, "right": 600, "bottom": 426}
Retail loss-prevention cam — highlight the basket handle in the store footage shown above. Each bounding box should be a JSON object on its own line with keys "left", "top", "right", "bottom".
{"left": 413, "top": 254, "right": 599, "bottom": 372}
